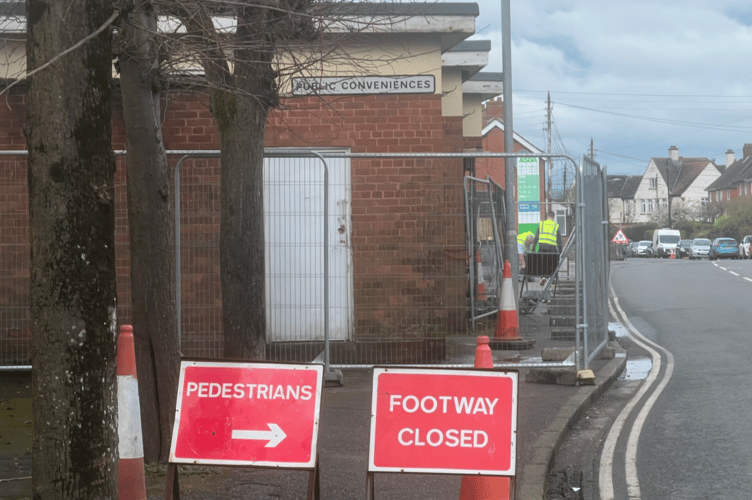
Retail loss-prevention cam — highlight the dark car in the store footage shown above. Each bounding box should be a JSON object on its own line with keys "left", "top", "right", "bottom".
{"left": 675, "top": 239, "right": 693, "bottom": 258}
{"left": 709, "top": 237, "right": 740, "bottom": 260}
{"left": 627, "top": 241, "right": 640, "bottom": 258}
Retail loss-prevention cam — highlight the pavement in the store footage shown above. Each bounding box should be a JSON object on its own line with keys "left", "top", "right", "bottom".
{"left": 0, "top": 336, "right": 627, "bottom": 500}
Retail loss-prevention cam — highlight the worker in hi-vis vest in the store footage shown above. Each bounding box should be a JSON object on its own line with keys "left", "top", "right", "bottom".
{"left": 517, "top": 231, "right": 535, "bottom": 270}
{"left": 533, "top": 211, "right": 563, "bottom": 253}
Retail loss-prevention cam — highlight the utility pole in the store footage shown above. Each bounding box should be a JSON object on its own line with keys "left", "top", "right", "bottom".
{"left": 654, "top": 174, "right": 659, "bottom": 221}
{"left": 590, "top": 137, "right": 594, "bottom": 158}
{"left": 501, "top": 0, "right": 518, "bottom": 287}
{"left": 667, "top": 168, "right": 672, "bottom": 228}
{"left": 546, "top": 92, "right": 552, "bottom": 205}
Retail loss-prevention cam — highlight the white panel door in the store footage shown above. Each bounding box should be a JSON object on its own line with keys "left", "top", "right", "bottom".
{"left": 264, "top": 152, "right": 353, "bottom": 342}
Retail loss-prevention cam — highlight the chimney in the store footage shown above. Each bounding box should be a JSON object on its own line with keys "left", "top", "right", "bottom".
{"left": 482, "top": 97, "right": 504, "bottom": 126}
{"left": 668, "top": 146, "right": 679, "bottom": 161}
{"left": 726, "top": 149, "right": 735, "bottom": 166}
{"left": 744, "top": 143, "right": 752, "bottom": 159}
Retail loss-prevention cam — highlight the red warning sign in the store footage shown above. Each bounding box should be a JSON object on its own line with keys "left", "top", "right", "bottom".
{"left": 368, "top": 367, "right": 517, "bottom": 475}
{"left": 169, "top": 361, "right": 323, "bottom": 468}
{"left": 612, "top": 229, "right": 628, "bottom": 244}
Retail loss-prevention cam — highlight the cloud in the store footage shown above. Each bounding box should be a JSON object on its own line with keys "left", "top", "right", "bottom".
{"left": 465, "top": 0, "right": 752, "bottom": 173}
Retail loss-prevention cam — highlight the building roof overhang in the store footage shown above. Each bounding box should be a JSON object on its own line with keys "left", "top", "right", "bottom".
{"left": 462, "top": 71, "right": 503, "bottom": 101}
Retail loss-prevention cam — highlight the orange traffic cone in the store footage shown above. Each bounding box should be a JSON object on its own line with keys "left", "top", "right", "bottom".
{"left": 495, "top": 260, "right": 520, "bottom": 340}
{"left": 670, "top": 249, "right": 675, "bottom": 259}
{"left": 490, "top": 261, "right": 535, "bottom": 350}
{"left": 459, "top": 336, "right": 511, "bottom": 500}
{"left": 117, "top": 325, "right": 147, "bottom": 500}
{"left": 477, "top": 252, "right": 487, "bottom": 301}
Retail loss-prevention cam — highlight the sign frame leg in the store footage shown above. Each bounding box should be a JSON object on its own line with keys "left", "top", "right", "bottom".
{"left": 306, "top": 454, "right": 321, "bottom": 500}
{"left": 365, "top": 471, "right": 375, "bottom": 500}
{"left": 163, "top": 463, "right": 181, "bottom": 500}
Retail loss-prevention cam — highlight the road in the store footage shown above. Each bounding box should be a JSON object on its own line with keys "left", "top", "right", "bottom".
{"left": 552, "top": 256, "right": 752, "bottom": 499}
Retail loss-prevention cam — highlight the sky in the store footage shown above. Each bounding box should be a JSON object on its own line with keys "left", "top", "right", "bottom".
{"left": 462, "top": 0, "right": 752, "bottom": 176}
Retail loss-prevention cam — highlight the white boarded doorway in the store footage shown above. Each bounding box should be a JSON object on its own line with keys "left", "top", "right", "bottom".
{"left": 264, "top": 152, "right": 353, "bottom": 342}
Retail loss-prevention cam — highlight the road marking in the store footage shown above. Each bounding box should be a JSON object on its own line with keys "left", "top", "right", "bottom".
{"left": 744, "top": 277, "right": 752, "bottom": 283}
{"left": 602, "top": 285, "right": 674, "bottom": 500}
{"left": 719, "top": 266, "right": 727, "bottom": 271}
{"left": 730, "top": 271, "right": 739, "bottom": 276}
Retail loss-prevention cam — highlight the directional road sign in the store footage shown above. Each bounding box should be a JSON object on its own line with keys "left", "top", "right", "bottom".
{"left": 368, "top": 367, "right": 517, "bottom": 475}
{"left": 169, "top": 360, "right": 323, "bottom": 468}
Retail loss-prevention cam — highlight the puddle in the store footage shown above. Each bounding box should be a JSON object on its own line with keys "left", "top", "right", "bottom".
{"left": 620, "top": 357, "right": 652, "bottom": 381}
{"left": 609, "top": 322, "right": 630, "bottom": 338}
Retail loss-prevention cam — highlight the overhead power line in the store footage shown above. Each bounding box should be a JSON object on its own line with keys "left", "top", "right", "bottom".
{"left": 516, "top": 89, "right": 752, "bottom": 98}
{"left": 555, "top": 102, "right": 752, "bottom": 132}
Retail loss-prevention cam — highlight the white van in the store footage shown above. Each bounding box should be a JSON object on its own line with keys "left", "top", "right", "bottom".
{"left": 652, "top": 228, "right": 681, "bottom": 258}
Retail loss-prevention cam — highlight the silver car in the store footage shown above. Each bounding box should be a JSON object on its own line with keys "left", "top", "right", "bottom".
{"left": 741, "top": 235, "right": 752, "bottom": 259}
{"left": 688, "top": 238, "right": 711, "bottom": 259}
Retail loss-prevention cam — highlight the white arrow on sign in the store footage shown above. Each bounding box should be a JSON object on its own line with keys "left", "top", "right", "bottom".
{"left": 232, "top": 424, "right": 287, "bottom": 448}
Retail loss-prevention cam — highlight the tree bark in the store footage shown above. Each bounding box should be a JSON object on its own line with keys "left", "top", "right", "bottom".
{"left": 25, "top": 0, "right": 118, "bottom": 497}
{"left": 214, "top": 86, "right": 268, "bottom": 360}
{"left": 118, "top": 0, "right": 181, "bottom": 461}
{"left": 176, "top": 0, "right": 314, "bottom": 360}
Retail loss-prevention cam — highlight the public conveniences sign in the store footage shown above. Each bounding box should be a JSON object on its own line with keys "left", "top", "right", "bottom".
{"left": 368, "top": 367, "right": 517, "bottom": 475}
{"left": 169, "top": 361, "right": 323, "bottom": 468}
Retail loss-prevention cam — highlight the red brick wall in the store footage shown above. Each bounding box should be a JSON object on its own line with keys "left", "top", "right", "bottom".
{"left": 1, "top": 89, "right": 470, "bottom": 362}
{"left": 268, "top": 94, "right": 468, "bottom": 336}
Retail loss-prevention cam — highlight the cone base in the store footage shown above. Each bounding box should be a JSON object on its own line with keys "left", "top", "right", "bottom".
{"left": 459, "top": 475, "right": 510, "bottom": 500}
{"left": 489, "top": 338, "right": 536, "bottom": 351}
{"left": 119, "top": 457, "right": 147, "bottom": 500}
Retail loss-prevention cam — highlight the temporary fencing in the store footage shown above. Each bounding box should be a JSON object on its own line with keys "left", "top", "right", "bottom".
{"left": 1, "top": 150, "right": 609, "bottom": 373}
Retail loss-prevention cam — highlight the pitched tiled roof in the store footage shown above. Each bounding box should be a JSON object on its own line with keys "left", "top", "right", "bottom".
{"left": 650, "top": 157, "right": 719, "bottom": 195}
{"left": 607, "top": 175, "right": 642, "bottom": 199}
{"left": 706, "top": 156, "right": 752, "bottom": 192}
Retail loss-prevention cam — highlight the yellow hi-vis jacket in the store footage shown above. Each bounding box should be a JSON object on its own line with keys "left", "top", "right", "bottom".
{"left": 517, "top": 231, "right": 534, "bottom": 246}
{"left": 537, "top": 220, "right": 559, "bottom": 247}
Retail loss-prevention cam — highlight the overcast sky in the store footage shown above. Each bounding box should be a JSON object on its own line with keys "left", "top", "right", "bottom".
{"left": 465, "top": 0, "right": 752, "bottom": 176}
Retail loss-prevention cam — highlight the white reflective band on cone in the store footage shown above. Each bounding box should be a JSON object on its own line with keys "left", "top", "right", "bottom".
{"left": 118, "top": 375, "right": 144, "bottom": 460}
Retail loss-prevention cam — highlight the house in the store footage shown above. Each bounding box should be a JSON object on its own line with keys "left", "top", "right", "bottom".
{"left": 607, "top": 175, "right": 642, "bottom": 225}
{"left": 632, "top": 146, "right": 721, "bottom": 224}
{"left": 0, "top": 2, "right": 520, "bottom": 365}
{"left": 706, "top": 145, "right": 752, "bottom": 204}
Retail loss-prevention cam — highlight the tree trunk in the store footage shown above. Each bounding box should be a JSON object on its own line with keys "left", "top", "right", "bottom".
{"left": 25, "top": 1, "right": 118, "bottom": 497}
{"left": 215, "top": 87, "right": 268, "bottom": 360}
{"left": 118, "top": 0, "right": 181, "bottom": 461}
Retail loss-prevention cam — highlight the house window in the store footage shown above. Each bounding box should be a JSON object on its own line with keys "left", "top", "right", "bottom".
{"left": 641, "top": 200, "right": 647, "bottom": 213}
{"left": 661, "top": 198, "right": 667, "bottom": 209}
{"left": 649, "top": 178, "right": 657, "bottom": 189}
{"left": 648, "top": 200, "right": 654, "bottom": 213}
{"left": 701, "top": 197, "right": 708, "bottom": 208}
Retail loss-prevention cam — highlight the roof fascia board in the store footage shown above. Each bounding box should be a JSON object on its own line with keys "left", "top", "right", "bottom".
{"left": 441, "top": 50, "right": 489, "bottom": 68}
{"left": 462, "top": 80, "right": 502, "bottom": 100}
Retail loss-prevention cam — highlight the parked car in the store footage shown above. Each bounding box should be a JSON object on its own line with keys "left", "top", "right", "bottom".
{"left": 709, "top": 237, "right": 740, "bottom": 260}
{"left": 688, "top": 238, "right": 711, "bottom": 259}
{"left": 675, "top": 239, "right": 693, "bottom": 258}
{"left": 636, "top": 240, "right": 652, "bottom": 257}
{"left": 628, "top": 241, "right": 640, "bottom": 258}
{"left": 740, "top": 235, "right": 752, "bottom": 259}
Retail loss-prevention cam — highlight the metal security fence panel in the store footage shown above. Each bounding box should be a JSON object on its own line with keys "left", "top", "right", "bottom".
{"left": 0, "top": 155, "right": 30, "bottom": 368}
{"left": 465, "top": 176, "right": 506, "bottom": 328}
{"left": 577, "top": 156, "right": 609, "bottom": 368}
{"left": 2, "top": 150, "right": 605, "bottom": 371}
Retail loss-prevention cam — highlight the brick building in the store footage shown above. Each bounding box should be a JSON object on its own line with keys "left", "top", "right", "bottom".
{"left": 0, "top": 3, "right": 516, "bottom": 365}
